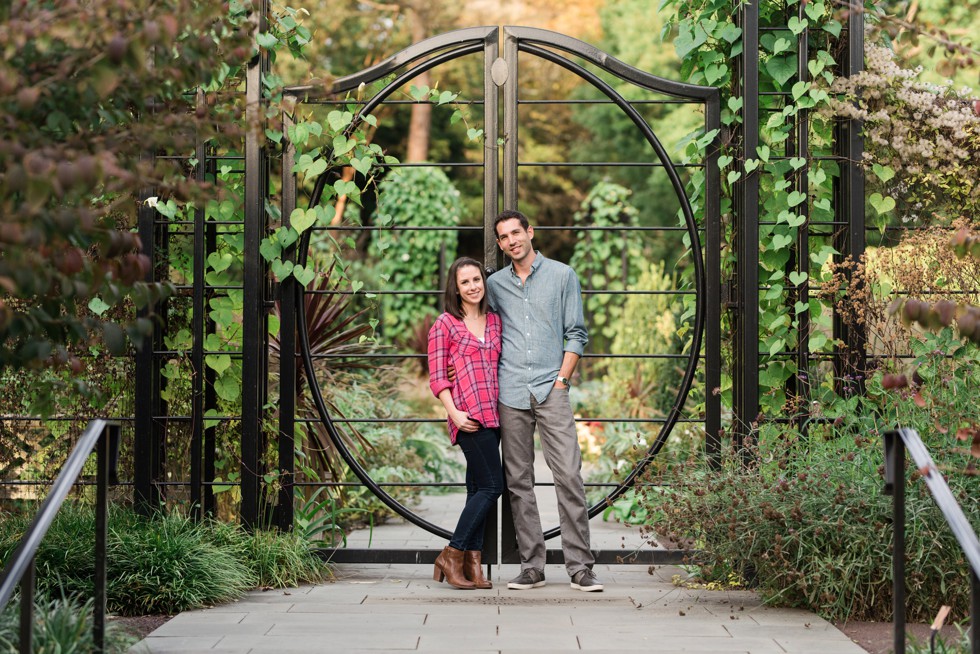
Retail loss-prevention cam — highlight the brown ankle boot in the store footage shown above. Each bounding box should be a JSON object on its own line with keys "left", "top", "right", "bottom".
{"left": 433, "top": 546, "right": 475, "bottom": 589}
{"left": 464, "top": 550, "right": 492, "bottom": 589}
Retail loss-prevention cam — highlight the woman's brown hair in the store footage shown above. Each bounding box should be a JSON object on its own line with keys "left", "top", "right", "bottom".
{"left": 444, "top": 256, "right": 488, "bottom": 320}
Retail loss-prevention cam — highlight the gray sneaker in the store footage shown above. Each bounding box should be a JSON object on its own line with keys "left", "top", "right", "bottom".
{"left": 570, "top": 569, "right": 604, "bottom": 592}
{"left": 507, "top": 568, "right": 546, "bottom": 590}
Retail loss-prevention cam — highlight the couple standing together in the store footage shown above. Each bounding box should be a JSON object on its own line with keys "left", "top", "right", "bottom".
{"left": 426, "top": 209, "right": 602, "bottom": 592}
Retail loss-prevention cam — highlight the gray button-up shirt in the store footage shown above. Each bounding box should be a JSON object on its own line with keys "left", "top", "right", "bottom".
{"left": 486, "top": 252, "right": 588, "bottom": 410}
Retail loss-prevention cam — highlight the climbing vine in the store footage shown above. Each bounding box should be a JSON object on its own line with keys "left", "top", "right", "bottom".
{"left": 662, "top": 0, "right": 852, "bottom": 419}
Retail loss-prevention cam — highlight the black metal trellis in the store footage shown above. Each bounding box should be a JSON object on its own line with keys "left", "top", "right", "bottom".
{"left": 728, "top": 0, "right": 866, "bottom": 445}
{"left": 0, "top": 1, "right": 874, "bottom": 574}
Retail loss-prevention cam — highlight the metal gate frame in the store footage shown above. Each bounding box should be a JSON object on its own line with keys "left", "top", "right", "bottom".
{"left": 276, "top": 26, "right": 720, "bottom": 565}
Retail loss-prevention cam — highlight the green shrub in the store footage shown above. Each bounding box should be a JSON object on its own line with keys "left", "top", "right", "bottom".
{"left": 105, "top": 511, "right": 256, "bottom": 615}
{"left": 242, "top": 529, "right": 330, "bottom": 588}
{"left": 0, "top": 593, "right": 135, "bottom": 654}
{"left": 0, "top": 506, "right": 332, "bottom": 617}
{"left": 644, "top": 417, "right": 979, "bottom": 623}
{"left": 373, "top": 167, "right": 461, "bottom": 340}
{"left": 324, "top": 371, "right": 463, "bottom": 525}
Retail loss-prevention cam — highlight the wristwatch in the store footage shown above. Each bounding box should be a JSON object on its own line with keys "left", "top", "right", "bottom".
{"left": 556, "top": 375, "right": 570, "bottom": 387}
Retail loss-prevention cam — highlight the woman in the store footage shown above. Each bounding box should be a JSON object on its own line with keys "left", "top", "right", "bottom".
{"left": 427, "top": 257, "right": 504, "bottom": 590}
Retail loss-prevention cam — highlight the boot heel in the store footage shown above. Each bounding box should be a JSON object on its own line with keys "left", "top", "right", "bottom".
{"left": 433, "top": 565, "right": 445, "bottom": 583}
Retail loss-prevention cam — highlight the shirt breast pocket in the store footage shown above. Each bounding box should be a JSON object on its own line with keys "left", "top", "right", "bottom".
{"left": 532, "top": 294, "right": 560, "bottom": 322}
{"left": 455, "top": 339, "right": 480, "bottom": 359}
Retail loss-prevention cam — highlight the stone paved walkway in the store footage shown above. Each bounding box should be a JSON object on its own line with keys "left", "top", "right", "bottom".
{"left": 131, "top": 459, "right": 867, "bottom": 653}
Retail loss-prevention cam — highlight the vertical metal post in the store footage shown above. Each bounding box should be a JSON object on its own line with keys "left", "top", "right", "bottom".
{"left": 241, "top": 0, "right": 270, "bottom": 529}
{"left": 438, "top": 243, "right": 447, "bottom": 314}
{"left": 972, "top": 568, "right": 980, "bottom": 654}
{"left": 484, "top": 29, "right": 500, "bottom": 267}
{"left": 191, "top": 90, "right": 208, "bottom": 519}
{"left": 204, "top": 146, "right": 218, "bottom": 517}
{"left": 94, "top": 426, "right": 113, "bottom": 653}
{"left": 793, "top": 8, "right": 812, "bottom": 432}
{"left": 733, "top": 0, "right": 760, "bottom": 455}
{"left": 889, "top": 435, "right": 906, "bottom": 654}
{"left": 502, "top": 28, "right": 519, "bottom": 214}
{"left": 833, "top": 8, "right": 866, "bottom": 394}
{"left": 276, "top": 112, "right": 297, "bottom": 532}
{"left": 135, "top": 160, "right": 160, "bottom": 514}
{"left": 704, "top": 93, "right": 722, "bottom": 467}
{"left": 18, "top": 558, "right": 33, "bottom": 654}
{"left": 500, "top": 27, "right": 520, "bottom": 564}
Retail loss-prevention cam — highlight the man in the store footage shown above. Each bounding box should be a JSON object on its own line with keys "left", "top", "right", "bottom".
{"left": 486, "top": 209, "right": 603, "bottom": 592}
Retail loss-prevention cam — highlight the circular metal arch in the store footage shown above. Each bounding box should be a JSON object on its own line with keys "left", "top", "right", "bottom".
{"left": 292, "top": 26, "right": 715, "bottom": 542}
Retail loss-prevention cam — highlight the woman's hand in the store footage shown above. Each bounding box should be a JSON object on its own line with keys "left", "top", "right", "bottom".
{"left": 450, "top": 408, "right": 480, "bottom": 432}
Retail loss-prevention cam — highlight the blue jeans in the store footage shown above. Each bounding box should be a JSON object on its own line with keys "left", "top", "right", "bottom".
{"left": 449, "top": 427, "right": 503, "bottom": 551}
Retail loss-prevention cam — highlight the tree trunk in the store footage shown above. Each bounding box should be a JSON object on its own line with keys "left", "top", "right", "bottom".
{"left": 404, "top": 6, "right": 431, "bottom": 163}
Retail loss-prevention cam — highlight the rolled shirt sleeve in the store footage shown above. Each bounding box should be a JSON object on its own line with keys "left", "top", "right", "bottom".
{"left": 561, "top": 266, "right": 588, "bottom": 357}
{"left": 427, "top": 317, "right": 453, "bottom": 398}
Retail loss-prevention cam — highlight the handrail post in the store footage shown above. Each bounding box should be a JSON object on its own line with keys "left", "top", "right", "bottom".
{"left": 972, "top": 568, "right": 979, "bottom": 654}
{"left": 94, "top": 423, "right": 118, "bottom": 653}
{"left": 18, "top": 557, "right": 33, "bottom": 654}
{"left": 884, "top": 430, "right": 906, "bottom": 654}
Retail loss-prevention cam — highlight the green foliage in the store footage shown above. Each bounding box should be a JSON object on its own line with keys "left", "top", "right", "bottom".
{"left": 0, "top": 1, "right": 250, "bottom": 375}
{"left": 828, "top": 43, "right": 980, "bottom": 227}
{"left": 568, "top": 182, "right": 646, "bottom": 353}
{"left": 239, "top": 528, "right": 330, "bottom": 589}
{"left": 907, "top": 627, "right": 972, "bottom": 654}
{"left": 645, "top": 331, "right": 980, "bottom": 622}
{"left": 601, "top": 260, "right": 682, "bottom": 419}
{"left": 659, "top": 0, "right": 848, "bottom": 419}
{"left": 373, "top": 167, "right": 461, "bottom": 339}
{"left": 322, "top": 370, "right": 463, "bottom": 525}
{"left": 0, "top": 593, "right": 135, "bottom": 654}
{"left": 100, "top": 511, "right": 255, "bottom": 616}
{"left": 647, "top": 425, "right": 978, "bottom": 622}
{"left": 0, "top": 505, "right": 330, "bottom": 617}
{"left": 292, "top": 482, "right": 365, "bottom": 546}
{"left": 571, "top": 0, "right": 701, "bottom": 237}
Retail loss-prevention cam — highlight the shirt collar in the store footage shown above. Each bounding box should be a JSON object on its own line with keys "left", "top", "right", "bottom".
{"left": 507, "top": 251, "right": 545, "bottom": 278}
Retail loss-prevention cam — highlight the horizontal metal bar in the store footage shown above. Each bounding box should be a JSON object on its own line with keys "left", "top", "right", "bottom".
{"left": 152, "top": 350, "right": 244, "bottom": 357}
{"left": 326, "top": 416, "right": 702, "bottom": 424}
{"left": 296, "top": 99, "right": 487, "bottom": 106}
{"left": 0, "top": 416, "right": 135, "bottom": 422}
{"left": 381, "top": 162, "right": 484, "bottom": 168}
{"left": 309, "top": 288, "right": 695, "bottom": 296}
{"left": 304, "top": 352, "right": 693, "bottom": 360}
{"left": 0, "top": 478, "right": 658, "bottom": 490}
{"left": 519, "top": 161, "right": 702, "bottom": 168}
{"left": 169, "top": 284, "right": 244, "bottom": 291}
{"left": 518, "top": 98, "right": 699, "bottom": 105}
{"left": 160, "top": 220, "right": 246, "bottom": 226}
{"left": 312, "top": 225, "right": 695, "bottom": 232}
{"left": 316, "top": 548, "right": 693, "bottom": 565}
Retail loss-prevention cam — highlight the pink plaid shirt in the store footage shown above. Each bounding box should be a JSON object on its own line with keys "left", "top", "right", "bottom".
{"left": 427, "top": 312, "right": 501, "bottom": 444}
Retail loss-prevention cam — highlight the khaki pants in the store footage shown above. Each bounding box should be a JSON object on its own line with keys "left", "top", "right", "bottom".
{"left": 499, "top": 387, "right": 593, "bottom": 576}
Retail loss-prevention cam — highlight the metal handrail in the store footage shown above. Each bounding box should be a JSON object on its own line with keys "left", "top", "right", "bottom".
{"left": 0, "top": 419, "right": 120, "bottom": 654}
{"left": 883, "top": 427, "right": 980, "bottom": 654}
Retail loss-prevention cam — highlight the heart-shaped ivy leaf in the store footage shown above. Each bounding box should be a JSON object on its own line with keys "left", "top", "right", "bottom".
{"left": 290, "top": 207, "right": 317, "bottom": 234}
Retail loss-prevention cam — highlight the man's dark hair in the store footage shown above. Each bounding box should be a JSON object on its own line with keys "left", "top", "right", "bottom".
{"left": 494, "top": 209, "right": 530, "bottom": 233}
{"left": 444, "top": 256, "right": 489, "bottom": 320}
